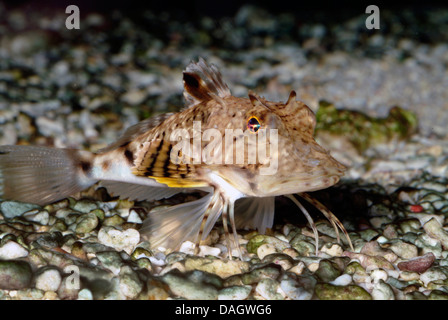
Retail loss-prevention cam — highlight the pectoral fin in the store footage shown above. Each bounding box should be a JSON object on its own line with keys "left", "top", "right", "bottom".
{"left": 140, "top": 191, "right": 223, "bottom": 250}
{"left": 234, "top": 197, "right": 276, "bottom": 234}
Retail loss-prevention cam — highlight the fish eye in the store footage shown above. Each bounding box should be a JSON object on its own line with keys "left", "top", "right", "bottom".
{"left": 247, "top": 116, "right": 261, "bottom": 133}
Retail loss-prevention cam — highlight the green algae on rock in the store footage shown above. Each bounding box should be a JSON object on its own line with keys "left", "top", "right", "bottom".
{"left": 315, "top": 101, "right": 418, "bottom": 153}
{"left": 315, "top": 283, "right": 372, "bottom": 300}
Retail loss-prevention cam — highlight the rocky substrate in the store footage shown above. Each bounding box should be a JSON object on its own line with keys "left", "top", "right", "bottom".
{"left": 1, "top": 3, "right": 448, "bottom": 300}
{"left": 1, "top": 171, "right": 448, "bottom": 300}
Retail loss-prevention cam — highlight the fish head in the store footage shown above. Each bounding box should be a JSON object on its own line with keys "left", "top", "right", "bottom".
{"left": 186, "top": 88, "right": 346, "bottom": 198}
{"left": 239, "top": 90, "right": 347, "bottom": 196}
{"left": 134, "top": 58, "right": 346, "bottom": 198}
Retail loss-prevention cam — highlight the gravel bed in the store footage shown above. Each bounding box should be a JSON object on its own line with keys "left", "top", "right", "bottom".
{"left": 1, "top": 3, "right": 448, "bottom": 300}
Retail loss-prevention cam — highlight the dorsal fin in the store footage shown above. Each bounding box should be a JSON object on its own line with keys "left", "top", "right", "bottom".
{"left": 98, "top": 113, "right": 173, "bottom": 153}
{"left": 183, "top": 57, "right": 231, "bottom": 107}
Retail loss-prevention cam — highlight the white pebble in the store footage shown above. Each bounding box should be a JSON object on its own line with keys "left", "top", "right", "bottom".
{"left": 376, "top": 236, "right": 389, "bottom": 244}
{"left": 255, "top": 278, "right": 285, "bottom": 300}
{"left": 23, "top": 210, "right": 50, "bottom": 225}
{"left": 399, "top": 271, "right": 420, "bottom": 281}
{"left": 320, "top": 243, "right": 344, "bottom": 257}
{"left": 199, "top": 245, "right": 221, "bottom": 257}
{"left": 330, "top": 274, "right": 352, "bottom": 286}
{"left": 218, "top": 285, "right": 252, "bottom": 300}
{"left": 78, "top": 288, "right": 93, "bottom": 300}
{"left": 257, "top": 243, "right": 276, "bottom": 260}
{"left": 127, "top": 210, "right": 142, "bottom": 224}
{"left": 420, "top": 269, "right": 447, "bottom": 287}
{"left": 179, "top": 241, "right": 196, "bottom": 254}
{"left": 97, "top": 227, "right": 140, "bottom": 255}
{"left": 352, "top": 273, "right": 371, "bottom": 284}
{"left": 287, "top": 262, "right": 305, "bottom": 275}
{"left": 370, "top": 269, "right": 388, "bottom": 283}
{"left": 148, "top": 255, "right": 166, "bottom": 267}
{"left": 280, "top": 278, "right": 313, "bottom": 300}
{"left": 35, "top": 269, "right": 62, "bottom": 292}
{"left": 0, "top": 241, "right": 29, "bottom": 259}
{"left": 371, "top": 281, "right": 395, "bottom": 300}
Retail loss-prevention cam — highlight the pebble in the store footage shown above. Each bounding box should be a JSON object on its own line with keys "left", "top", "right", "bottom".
{"left": 388, "top": 241, "right": 419, "bottom": 259}
{"left": 23, "top": 210, "right": 50, "bottom": 225}
{"left": 287, "top": 261, "right": 306, "bottom": 275}
{"left": 423, "top": 218, "right": 448, "bottom": 249}
{"left": 241, "top": 266, "right": 281, "bottom": 285}
{"left": 371, "top": 281, "right": 395, "bottom": 300}
{"left": 315, "top": 283, "right": 372, "bottom": 300}
{"left": 1, "top": 4, "right": 448, "bottom": 300}
{"left": 34, "top": 267, "right": 62, "bottom": 292}
{"left": 72, "top": 200, "right": 98, "bottom": 214}
{"left": 127, "top": 210, "right": 143, "bottom": 224}
{"left": 262, "top": 253, "right": 294, "bottom": 270}
{"left": 280, "top": 276, "right": 315, "bottom": 300}
{"left": 320, "top": 243, "right": 344, "bottom": 257}
{"left": 140, "top": 277, "right": 170, "bottom": 300}
{"left": 257, "top": 243, "right": 277, "bottom": 259}
{"left": 97, "top": 227, "right": 140, "bottom": 255}
{"left": 183, "top": 256, "right": 250, "bottom": 278}
{"left": 199, "top": 245, "right": 221, "bottom": 257}
{"left": 397, "top": 253, "right": 436, "bottom": 273}
{"left": 370, "top": 269, "right": 388, "bottom": 283}
{"left": 0, "top": 260, "right": 33, "bottom": 290}
{"left": 78, "top": 288, "right": 94, "bottom": 300}
{"left": 399, "top": 271, "right": 420, "bottom": 281}
{"left": 246, "top": 234, "right": 290, "bottom": 254}
{"left": 329, "top": 274, "right": 352, "bottom": 286}
{"left": 119, "top": 266, "right": 144, "bottom": 299}
{"left": 255, "top": 278, "right": 285, "bottom": 300}
{"left": 420, "top": 268, "right": 447, "bottom": 287}
{"left": 218, "top": 285, "right": 252, "bottom": 300}
{"left": 75, "top": 212, "right": 99, "bottom": 234}
{"left": 96, "top": 251, "right": 124, "bottom": 275}
{"left": 315, "top": 259, "right": 342, "bottom": 282}
{"left": 360, "top": 241, "right": 398, "bottom": 263}
{"left": 343, "top": 251, "right": 395, "bottom": 271}
{"left": 0, "top": 201, "right": 41, "bottom": 219}
{"left": 102, "top": 214, "right": 126, "bottom": 227}
{"left": 161, "top": 270, "right": 220, "bottom": 300}
{"left": 14, "top": 289, "right": 45, "bottom": 300}
{"left": 0, "top": 240, "right": 29, "bottom": 259}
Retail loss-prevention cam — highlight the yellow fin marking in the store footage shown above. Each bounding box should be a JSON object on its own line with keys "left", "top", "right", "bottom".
{"left": 145, "top": 176, "right": 209, "bottom": 188}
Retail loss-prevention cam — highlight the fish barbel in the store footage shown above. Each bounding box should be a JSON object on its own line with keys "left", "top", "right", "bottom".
{"left": 0, "top": 58, "right": 353, "bottom": 258}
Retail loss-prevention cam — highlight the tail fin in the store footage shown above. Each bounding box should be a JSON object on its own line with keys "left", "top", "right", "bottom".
{"left": 0, "top": 145, "right": 97, "bottom": 205}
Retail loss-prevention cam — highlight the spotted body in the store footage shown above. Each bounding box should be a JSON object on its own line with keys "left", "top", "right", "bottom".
{"left": 0, "top": 58, "right": 352, "bottom": 257}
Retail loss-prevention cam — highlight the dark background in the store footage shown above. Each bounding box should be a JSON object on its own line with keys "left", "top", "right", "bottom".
{"left": 3, "top": 0, "right": 448, "bottom": 21}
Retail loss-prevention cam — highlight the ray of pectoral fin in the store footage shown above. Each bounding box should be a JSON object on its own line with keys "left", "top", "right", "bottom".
{"left": 227, "top": 200, "right": 242, "bottom": 260}
{"left": 286, "top": 194, "right": 319, "bottom": 255}
{"left": 234, "top": 197, "right": 276, "bottom": 234}
{"left": 140, "top": 191, "right": 220, "bottom": 250}
{"left": 298, "top": 192, "right": 354, "bottom": 251}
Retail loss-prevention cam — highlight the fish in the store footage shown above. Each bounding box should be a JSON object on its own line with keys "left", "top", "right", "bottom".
{"left": 0, "top": 58, "right": 353, "bottom": 258}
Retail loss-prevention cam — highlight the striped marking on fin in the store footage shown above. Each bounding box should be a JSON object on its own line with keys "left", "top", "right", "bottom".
{"left": 142, "top": 175, "right": 209, "bottom": 188}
